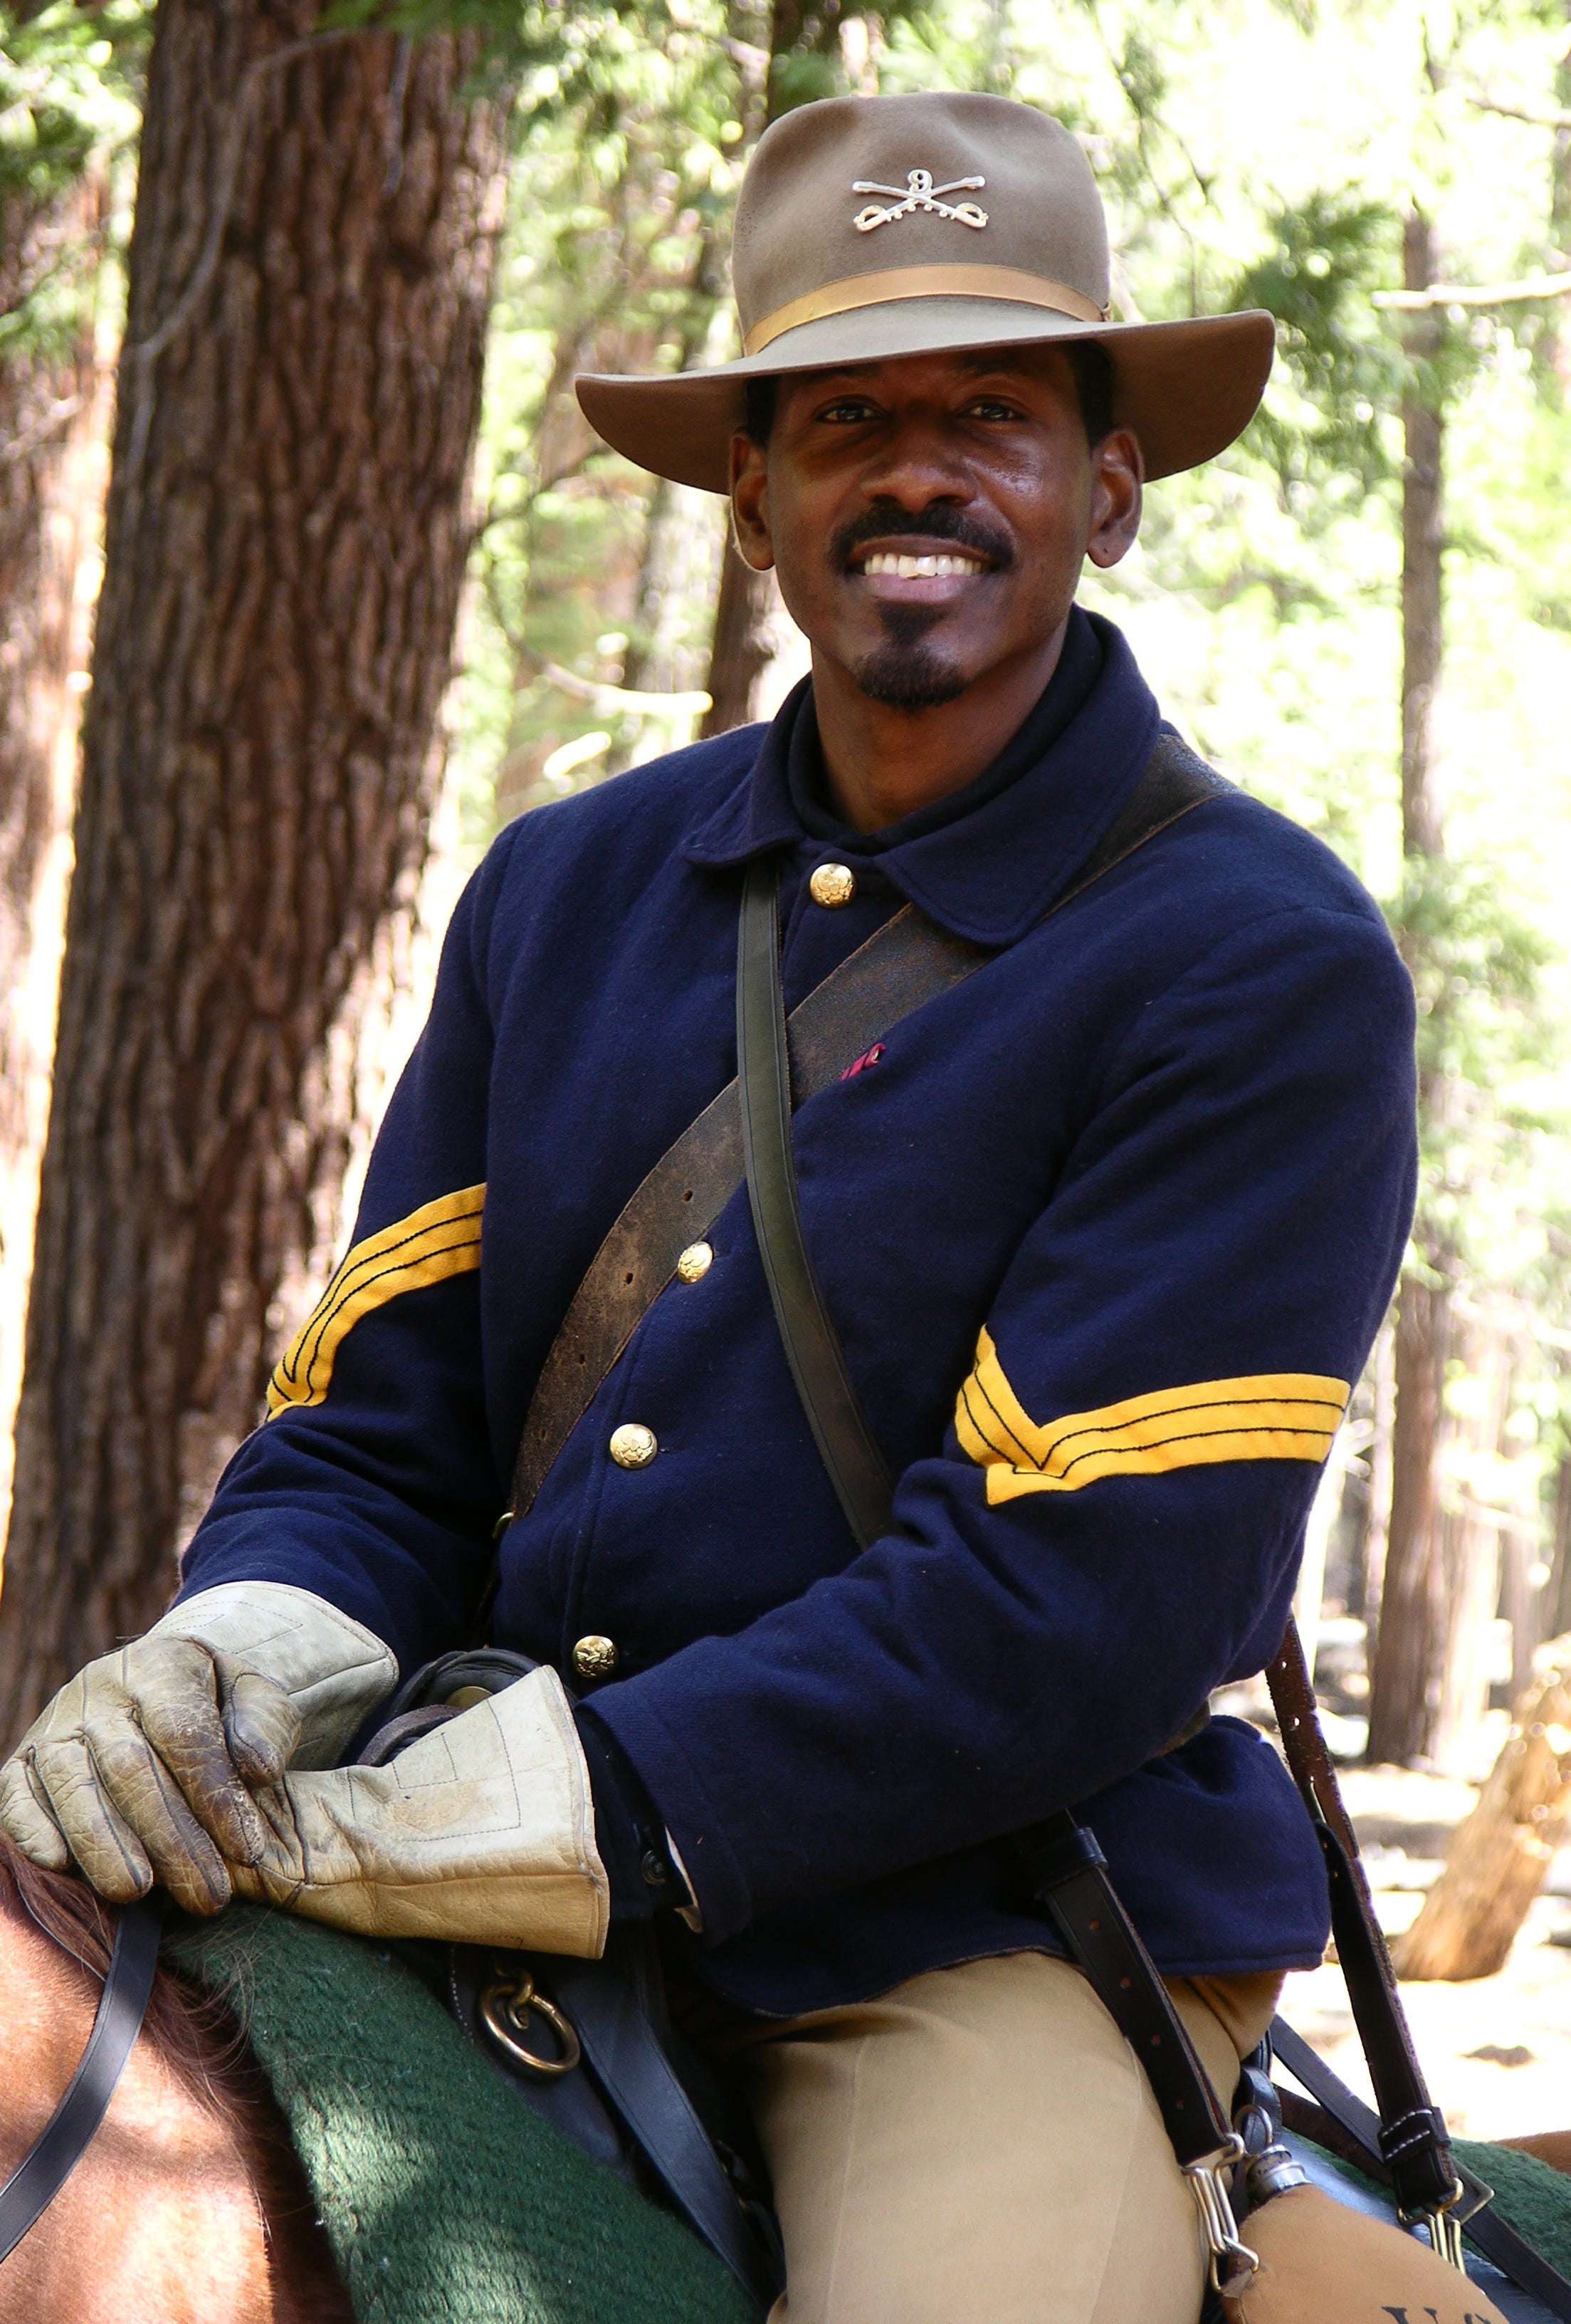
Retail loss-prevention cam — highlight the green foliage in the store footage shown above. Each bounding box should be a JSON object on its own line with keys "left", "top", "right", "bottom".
{"left": 0, "top": 0, "right": 145, "bottom": 209}
{"left": 1234, "top": 193, "right": 1401, "bottom": 498}
{"left": 0, "top": 0, "right": 145, "bottom": 356}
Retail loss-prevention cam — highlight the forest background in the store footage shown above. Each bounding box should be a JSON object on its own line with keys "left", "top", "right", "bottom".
{"left": 4, "top": 0, "right": 1571, "bottom": 1857}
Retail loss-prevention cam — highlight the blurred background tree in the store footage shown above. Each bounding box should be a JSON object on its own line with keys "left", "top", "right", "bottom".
{"left": 4, "top": 0, "right": 1571, "bottom": 1789}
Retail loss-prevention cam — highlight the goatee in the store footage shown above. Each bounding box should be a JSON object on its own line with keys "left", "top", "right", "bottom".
{"left": 853, "top": 604, "right": 968, "bottom": 712}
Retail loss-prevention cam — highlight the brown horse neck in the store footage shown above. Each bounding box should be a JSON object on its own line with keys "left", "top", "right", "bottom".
{"left": 0, "top": 1833, "right": 350, "bottom": 2324}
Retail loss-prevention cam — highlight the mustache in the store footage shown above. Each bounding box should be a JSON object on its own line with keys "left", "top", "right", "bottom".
{"left": 829, "top": 500, "right": 1014, "bottom": 572}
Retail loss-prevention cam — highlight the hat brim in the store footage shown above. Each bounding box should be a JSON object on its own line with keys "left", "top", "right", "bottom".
{"left": 575, "top": 299, "right": 1275, "bottom": 491}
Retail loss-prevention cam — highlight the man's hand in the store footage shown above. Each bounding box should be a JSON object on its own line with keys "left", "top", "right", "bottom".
{"left": 228, "top": 1664, "right": 610, "bottom": 1958}
{"left": 0, "top": 1583, "right": 397, "bottom": 1918}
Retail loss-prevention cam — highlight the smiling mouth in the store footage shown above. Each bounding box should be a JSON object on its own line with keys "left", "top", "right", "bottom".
{"left": 855, "top": 550, "right": 989, "bottom": 579}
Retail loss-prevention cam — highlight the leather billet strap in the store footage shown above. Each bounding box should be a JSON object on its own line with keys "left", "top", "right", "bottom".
{"left": 1265, "top": 1626, "right": 1461, "bottom": 2224}
{"left": 0, "top": 1890, "right": 164, "bottom": 2263}
{"left": 505, "top": 726, "right": 1231, "bottom": 1527}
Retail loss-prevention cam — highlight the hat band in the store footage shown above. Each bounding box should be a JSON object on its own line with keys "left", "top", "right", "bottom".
{"left": 742, "top": 264, "right": 1109, "bottom": 357}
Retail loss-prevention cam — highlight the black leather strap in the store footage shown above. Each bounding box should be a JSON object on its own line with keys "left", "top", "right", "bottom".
{"left": 1271, "top": 2018, "right": 1571, "bottom": 2323}
{"left": 1266, "top": 1621, "right": 1462, "bottom": 2223}
{"left": 550, "top": 1937, "right": 786, "bottom": 2313}
{"left": 737, "top": 859, "right": 896, "bottom": 1549}
{"left": 0, "top": 1890, "right": 163, "bottom": 2263}
{"left": 1012, "top": 1811, "right": 1233, "bottom": 2164}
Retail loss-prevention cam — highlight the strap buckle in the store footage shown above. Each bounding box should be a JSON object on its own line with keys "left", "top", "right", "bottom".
{"left": 1182, "top": 2135, "right": 1259, "bottom": 2299}
{"left": 1409, "top": 2176, "right": 1472, "bottom": 2276}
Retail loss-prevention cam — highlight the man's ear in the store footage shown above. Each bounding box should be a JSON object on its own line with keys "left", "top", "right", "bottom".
{"left": 1084, "top": 426, "right": 1143, "bottom": 571}
{"left": 730, "top": 430, "right": 775, "bottom": 573}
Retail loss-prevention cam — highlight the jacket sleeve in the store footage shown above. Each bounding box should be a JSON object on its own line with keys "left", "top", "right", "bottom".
{"left": 176, "top": 831, "right": 523, "bottom": 1668}
{"left": 589, "top": 899, "right": 1417, "bottom": 1944}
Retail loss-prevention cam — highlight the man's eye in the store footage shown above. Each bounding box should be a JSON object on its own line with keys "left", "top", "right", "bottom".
{"left": 968, "top": 398, "right": 1022, "bottom": 421}
{"left": 819, "top": 400, "right": 878, "bottom": 423}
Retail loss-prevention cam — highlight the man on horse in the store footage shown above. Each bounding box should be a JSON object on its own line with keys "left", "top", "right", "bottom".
{"left": 1, "top": 90, "right": 1416, "bottom": 2324}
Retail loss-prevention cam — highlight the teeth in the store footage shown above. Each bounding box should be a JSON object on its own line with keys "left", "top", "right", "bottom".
{"left": 861, "top": 552, "right": 984, "bottom": 577}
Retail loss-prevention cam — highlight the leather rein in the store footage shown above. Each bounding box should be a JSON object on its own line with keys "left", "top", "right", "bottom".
{"left": 0, "top": 1887, "right": 164, "bottom": 2265}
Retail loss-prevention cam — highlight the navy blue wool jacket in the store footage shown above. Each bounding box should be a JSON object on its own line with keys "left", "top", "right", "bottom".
{"left": 181, "top": 612, "right": 1417, "bottom": 2016}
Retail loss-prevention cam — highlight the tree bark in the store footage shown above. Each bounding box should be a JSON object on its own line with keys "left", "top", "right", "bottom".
{"left": 0, "top": 170, "right": 109, "bottom": 1540}
{"left": 0, "top": 2, "right": 509, "bottom": 1738}
{"left": 1368, "top": 1273, "right": 1449, "bottom": 1762}
{"left": 1367, "top": 207, "right": 1451, "bottom": 1768}
{"left": 1391, "top": 1638, "right": 1571, "bottom": 1980}
{"left": 699, "top": 534, "right": 784, "bottom": 736}
{"left": 698, "top": 0, "right": 841, "bottom": 736}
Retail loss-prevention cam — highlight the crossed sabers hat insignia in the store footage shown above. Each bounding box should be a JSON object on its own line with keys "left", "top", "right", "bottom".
{"left": 853, "top": 169, "right": 989, "bottom": 233}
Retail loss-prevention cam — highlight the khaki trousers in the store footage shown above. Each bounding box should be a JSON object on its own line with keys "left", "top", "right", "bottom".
{"left": 715, "top": 1952, "right": 1283, "bottom": 2324}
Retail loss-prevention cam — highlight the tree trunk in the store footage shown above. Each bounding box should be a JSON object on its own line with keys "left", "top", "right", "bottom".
{"left": 1398, "top": 211, "right": 1445, "bottom": 864}
{"left": 0, "top": 170, "right": 109, "bottom": 1541}
{"left": 1429, "top": 1307, "right": 1513, "bottom": 1774}
{"left": 1368, "top": 1273, "right": 1449, "bottom": 1762}
{"left": 699, "top": 0, "right": 843, "bottom": 736}
{"left": 1548, "top": 1453, "right": 1571, "bottom": 1642}
{"left": 1367, "top": 207, "right": 1450, "bottom": 1769}
{"left": 1544, "top": 1, "right": 1571, "bottom": 391}
{"left": 1391, "top": 1639, "right": 1571, "bottom": 1980}
{"left": 700, "top": 535, "right": 785, "bottom": 736}
{"left": 1360, "top": 1313, "right": 1397, "bottom": 1642}
{"left": 0, "top": 3, "right": 509, "bottom": 1739}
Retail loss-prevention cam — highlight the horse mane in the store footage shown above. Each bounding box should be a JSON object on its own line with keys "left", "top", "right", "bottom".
{"left": 0, "top": 1829, "right": 354, "bottom": 2322}
{"left": 0, "top": 1827, "right": 246, "bottom": 2113}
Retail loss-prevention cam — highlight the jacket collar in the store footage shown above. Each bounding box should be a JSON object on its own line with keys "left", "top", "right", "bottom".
{"left": 681, "top": 612, "right": 1162, "bottom": 950}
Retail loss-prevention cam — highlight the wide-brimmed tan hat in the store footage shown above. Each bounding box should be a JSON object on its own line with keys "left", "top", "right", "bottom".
{"left": 575, "top": 91, "right": 1274, "bottom": 492}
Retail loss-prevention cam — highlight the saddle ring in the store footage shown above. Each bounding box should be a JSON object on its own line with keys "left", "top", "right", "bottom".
{"left": 479, "top": 1972, "right": 582, "bottom": 2078}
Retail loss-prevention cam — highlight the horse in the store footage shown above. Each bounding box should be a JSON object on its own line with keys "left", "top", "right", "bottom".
{"left": 0, "top": 1829, "right": 350, "bottom": 2323}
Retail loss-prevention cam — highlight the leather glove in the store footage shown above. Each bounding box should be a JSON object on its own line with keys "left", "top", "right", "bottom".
{"left": 0, "top": 1582, "right": 396, "bottom": 1917}
{"left": 228, "top": 1664, "right": 610, "bottom": 1957}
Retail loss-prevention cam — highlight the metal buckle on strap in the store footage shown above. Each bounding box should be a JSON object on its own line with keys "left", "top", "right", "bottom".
{"left": 1182, "top": 2135, "right": 1259, "bottom": 2298}
{"left": 1412, "top": 2177, "right": 1473, "bottom": 2276}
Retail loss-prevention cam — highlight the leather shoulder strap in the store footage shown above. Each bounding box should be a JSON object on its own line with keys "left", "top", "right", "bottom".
{"left": 506, "top": 906, "right": 984, "bottom": 1521}
{"left": 505, "top": 726, "right": 1225, "bottom": 1524}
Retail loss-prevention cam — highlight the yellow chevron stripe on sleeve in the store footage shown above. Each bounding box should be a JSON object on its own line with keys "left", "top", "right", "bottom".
{"left": 266, "top": 1184, "right": 485, "bottom": 1416}
{"left": 955, "top": 1328, "right": 1347, "bottom": 1506}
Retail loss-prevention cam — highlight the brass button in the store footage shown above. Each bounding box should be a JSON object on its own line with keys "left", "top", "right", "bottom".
{"left": 609, "top": 1423, "right": 658, "bottom": 1468}
{"left": 676, "top": 1241, "right": 713, "bottom": 1283}
{"left": 809, "top": 862, "right": 856, "bottom": 909}
{"left": 572, "top": 1635, "right": 619, "bottom": 1680}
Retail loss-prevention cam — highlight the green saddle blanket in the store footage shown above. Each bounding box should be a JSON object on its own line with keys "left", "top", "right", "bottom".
{"left": 166, "top": 1907, "right": 755, "bottom": 2324}
{"left": 167, "top": 1907, "right": 1571, "bottom": 2323}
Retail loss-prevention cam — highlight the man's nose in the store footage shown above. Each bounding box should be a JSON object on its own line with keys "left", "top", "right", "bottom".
{"left": 858, "top": 411, "right": 972, "bottom": 508}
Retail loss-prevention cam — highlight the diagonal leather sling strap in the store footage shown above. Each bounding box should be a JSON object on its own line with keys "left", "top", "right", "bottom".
{"left": 505, "top": 726, "right": 1231, "bottom": 1525}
